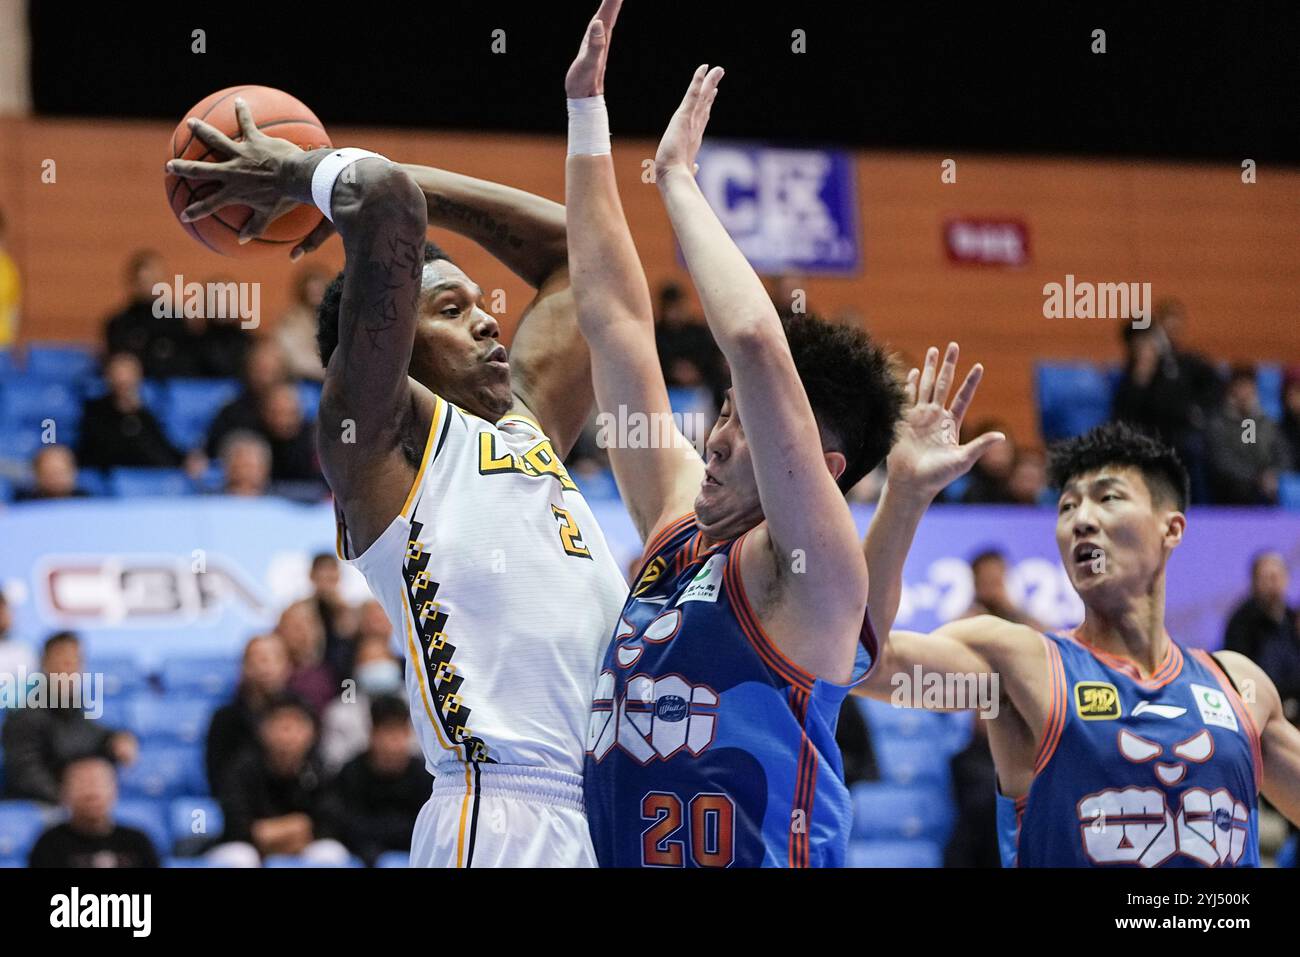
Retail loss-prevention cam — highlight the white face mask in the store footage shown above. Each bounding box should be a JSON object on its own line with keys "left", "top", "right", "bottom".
{"left": 356, "top": 659, "right": 402, "bottom": 697}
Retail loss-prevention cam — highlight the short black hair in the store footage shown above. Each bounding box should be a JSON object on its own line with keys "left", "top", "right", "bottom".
{"left": 259, "top": 691, "right": 318, "bottom": 730}
{"left": 969, "top": 548, "right": 1006, "bottom": 570}
{"left": 369, "top": 693, "right": 409, "bottom": 729}
{"left": 316, "top": 240, "right": 456, "bottom": 367}
{"left": 43, "top": 630, "right": 79, "bottom": 659}
{"left": 782, "top": 313, "right": 905, "bottom": 491}
{"left": 1048, "top": 422, "right": 1190, "bottom": 512}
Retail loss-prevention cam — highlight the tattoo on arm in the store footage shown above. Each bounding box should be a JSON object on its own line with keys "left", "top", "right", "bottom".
{"left": 430, "top": 195, "right": 525, "bottom": 251}
{"left": 355, "top": 234, "right": 424, "bottom": 350}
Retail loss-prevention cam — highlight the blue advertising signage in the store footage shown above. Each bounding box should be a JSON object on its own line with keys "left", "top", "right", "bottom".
{"left": 693, "top": 141, "right": 860, "bottom": 275}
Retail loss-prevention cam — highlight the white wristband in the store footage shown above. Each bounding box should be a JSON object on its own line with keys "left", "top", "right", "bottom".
{"left": 567, "top": 96, "right": 611, "bottom": 156}
{"left": 310, "top": 148, "right": 389, "bottom": 221}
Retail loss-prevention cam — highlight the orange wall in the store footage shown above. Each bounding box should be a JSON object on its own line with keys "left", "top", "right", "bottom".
{"left": 2, "top": 116, "right": 1298, "bottom": 443}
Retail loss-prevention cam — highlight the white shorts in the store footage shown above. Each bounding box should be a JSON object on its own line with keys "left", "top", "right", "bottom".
{"left": 410, "top": 763, "right": 595, "bottom": 868}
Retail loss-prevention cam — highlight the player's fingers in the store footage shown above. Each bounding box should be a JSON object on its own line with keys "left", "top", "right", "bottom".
{"left": 597, "top": 0, "right": 623, "bottom": 35}
{"left": 187, "top": 117, "right": 241, "bottom": 156}
{"left": 932, "top": 342, "right": 959, "bottom": 408}
{"left": 961, "top": 431, "right": 1007, "bottom": 466}
{"left": 916, "top": 346, "right": 940, "bottom": 404}
{"left": 179, "top": 187, "right": 233, "bottom": 222}
{"left": 238, "top": 208, "right": 274, "bottom": 244}
{"left": 680, "top": 64, "right": 709, "bottom": 110}
{"left": 233, "top": 98, "right": 261, "bottom": 141}
{"left": 949, "top": 362, "right": 985, "bottom": 425}
{"left": 166, "top": 158, "right": 232, "bottom": 180}
{"left": 291, "top": 218, "right": 337, "bottom": 261}
{"left": 697, "top": 67, "right": 725, "bottom": 123}
{"left": 904, "top": 367, "right": 920, "bottom": 405}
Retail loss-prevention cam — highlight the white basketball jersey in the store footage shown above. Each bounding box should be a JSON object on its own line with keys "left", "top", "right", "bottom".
{"left": 339, "top": 395, "right": 628, "bottom": 779}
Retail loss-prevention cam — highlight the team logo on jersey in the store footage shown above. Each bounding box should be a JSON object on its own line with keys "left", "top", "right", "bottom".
{"left": 634, "top": 557, "right": 667, "bottom": 597}
{"left": 587, "top": 670, "right": 719, "bottom": 764}
{"left": 1190, "top": 683, "right": 1239, "bottom": 732}
{"left": 677, "top": 554, "right": 725, "bottom": 605}
{"left": 1074, "top": 681, "right": 1121, "bottom": 720}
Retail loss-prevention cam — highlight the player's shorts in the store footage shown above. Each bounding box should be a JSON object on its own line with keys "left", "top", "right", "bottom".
{"left": 410, "top": 763, "right": 595, "bottom": 868}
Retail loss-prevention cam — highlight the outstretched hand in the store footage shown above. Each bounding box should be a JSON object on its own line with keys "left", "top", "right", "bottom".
{"left": 654, "top": 64, "right": 724, "bottom": 182}
{"left": 166, "top": 97, "right": 306, "bottom": 245}
{"left": 565, "top": 0, "right": 622, "bottom": 98}
{"left": 886, "top": 342, "right": 1005, "bottom": 501}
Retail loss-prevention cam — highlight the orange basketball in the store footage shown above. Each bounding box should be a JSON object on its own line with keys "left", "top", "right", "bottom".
{"left": 165, "top": 85, "right": 332, "bottom": 257}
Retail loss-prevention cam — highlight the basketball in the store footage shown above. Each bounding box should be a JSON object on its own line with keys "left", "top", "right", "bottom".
{"left": 165, "top": 85, "right": 332, "bottom": 257}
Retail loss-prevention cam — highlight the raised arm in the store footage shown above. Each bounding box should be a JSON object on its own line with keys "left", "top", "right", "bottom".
{"left": 654, "top": 67, "right": 865, "bottom": 628}
{"left": 169, "top": 101, "right": 429, "bottom": 548}
{"left": 295, "top": 159, "right": 589, "bottom": 457}
{"left": 1214, "top": 651, "right": 1300, "bottom": 826}
{"left": 863, "top": 343, "right": 1005, "bottom": 637}
{"left": 564, "top": 0, "right": 703, "bottom": 541}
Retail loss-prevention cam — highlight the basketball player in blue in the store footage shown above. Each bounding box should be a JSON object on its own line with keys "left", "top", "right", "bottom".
{"left": 565, "top": 3, "right": 907, "bottom": 867}
{"left": 862, "top": 423, "right": 1300, "bottom": 866}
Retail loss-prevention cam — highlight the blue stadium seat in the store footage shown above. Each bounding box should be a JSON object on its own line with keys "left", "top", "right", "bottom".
{"left": 169, "top": 796, "right": 223, "bottom": 847}
{"left": 161, "top": 655, "right": 240, "bottom": 699}
{"left": 0, "top": 426, "right": 43, "bottom": 463}
{"left": 1035, "top": 363, "right": 1117, "bottom": 442}
{"left": 25, "top": 344, "right": 97, "bottom": 382}
{"left": 115, "top": 798, "right": 171, "bottom": 857}
{"left": 77, "top": 467, "right": 110, "bottom": 497}
{"left": 857, "top": 695, "right": 950, "bottom": 741}
{"left": 873, "top": 737, "right": 953, "bottom": 787}
{"left": 375, "top": 851, "right": 409, "bottom": 868}
{"left": 1279, "top": 473, "right": 1300, "bottom": 511}
{"left": 108, "top": 467, "right": 193, "bottom": 498}
{"left": 128, "top": 694, "right": 216, "bottom": 746}
{"left": 848, "top": 839, "right": 943, "bottom": 868}
{"left": 1256, "top": 363, "right": 1283, "bottom": 422}
{"left": 118, "top": 745, "right": 205, "bottom": 799}
{"left": 851, "top": 782, "right": 953, "bottom": 842}
{"left": 0, "top": 802, "right": 50, "bottom": 859}
{"left": 264, "top": 854, "right": 365, "bottom": 868}
{"left": 0, "top": 378, "right": 82, "bottom": 432}
{"left": 162, "top": 378, "right": 242, "bottom": 450}
{"left": 297, "top": 381, "right": 322, "bottom": 421}
{"left": 0, "top": 349, "right": 17, "bottom": 376}
{"left": 0, "top": 474, "right": 11, "bottom": 503}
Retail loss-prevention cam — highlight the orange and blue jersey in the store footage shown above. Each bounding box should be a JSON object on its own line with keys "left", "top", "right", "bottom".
{"left": 1005, "top": 631, "right": 1260, "bottom": 867}
{"left": 583, "top": 513, "right": 876, "bottom": 867}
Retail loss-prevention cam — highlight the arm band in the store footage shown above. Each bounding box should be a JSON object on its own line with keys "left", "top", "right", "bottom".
{"left": 566, "top": 96, "right": 611, "bottom": 156}
{"left": 310, "top": 148, "right": 390, "bottom": 222}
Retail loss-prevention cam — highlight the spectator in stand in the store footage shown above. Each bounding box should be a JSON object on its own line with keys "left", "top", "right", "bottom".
{"left": 1224, "top": 551, "right": 1297, "bottom": 663}
{"left": 13, "top": 445, "right": 88, "bottom": 502}
{"left": 960, "top": 419, "right": 1017, "bottom": 503}
{"left": 104, "top": 249, "right": 195, "bottom": 379}
{"left": 1206, "top": 365, "right": 1286, "bottom": 505}
{"left": 1112, "top": 322, "right": 1216, "bottom": 503}
{"left": 76, "top": 352, "right": 188, "bottom": 469}
{"left": 944, "top": 718, "right": 999, "bottom": 868}
{"left": 0, "top": 207, "right": 20, "bottom": 347}
{"left": 1006, "top": 447, "right": 1049, "bottom": 505}
{"left": 206, "top": 338, "right": 291, "bottom": 457}
{"left": 321, "top": 631, "right": 405, "bottom": 774}
{"left": 0, "top": 591, "right": 36, "bottom": 679}
{"left": 1280, "top": 366, "right": 1300, "bottom": 472}
{"left": 260, "top": 382, "right": 321, "bottom": 486}
{"left": 278, "top": 600, "right": 336, "bottom": 717}
{"left": 2, "top": 632, "right": 138, "bottom": 803}
{"left": 219, "top": 431, "right": 272, "bottom": 497}
{"left": 961, "top": 549, "right": 1047, "bottom": 630}
{"left": 307, "top": 553, "right": 360, "bottom": 681}
{"left": 206, "top": 632, "right": 292, "bottom": 797}
{"left": 197, "top": 275, "right": 253, "bottom": 379}
{"left": 1224, "top": 552, "right": 1300, "bottom": 722}
{"left": 28, "top": 757, "right": 159, "bottom": 868}
{"left": 329, "top": 695, "right": 431, "bottom": 866}
{"left": 208, "top": 693, "right": 348, "bottom": 866}
{"left": 1153, "top": 298, "right": 1223, "bottom": 418}
{"left": 275, "top": 266, "right": 330, "bottom": 382}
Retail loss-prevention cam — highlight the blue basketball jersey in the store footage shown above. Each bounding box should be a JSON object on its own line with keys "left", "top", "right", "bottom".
{"left": 1008, "top": 631, "right": 1260, "bottom": 867}
{"left": 583, "top": 513, "right": 876, "bottom": 867}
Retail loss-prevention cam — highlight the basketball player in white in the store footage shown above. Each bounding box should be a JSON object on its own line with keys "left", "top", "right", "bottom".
{"left": 169, "top": 105, "right": 629, "bottom": 866}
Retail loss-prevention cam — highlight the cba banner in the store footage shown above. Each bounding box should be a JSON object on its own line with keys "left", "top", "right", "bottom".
{"left": 694, "top": 141, "right": 860, "bottom": 275}
{"left": 0, "top": 498, "right": 1295, "bottom": 663}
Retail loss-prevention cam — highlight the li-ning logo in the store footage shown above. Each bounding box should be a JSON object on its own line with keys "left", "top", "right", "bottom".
{"left": 50, "top": 887, "right": 151, "bottom": 937}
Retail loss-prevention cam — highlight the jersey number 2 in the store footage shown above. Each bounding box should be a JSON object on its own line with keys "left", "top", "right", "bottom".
{"left": 551, "top": 505, "right": 593, "bottom": 559}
